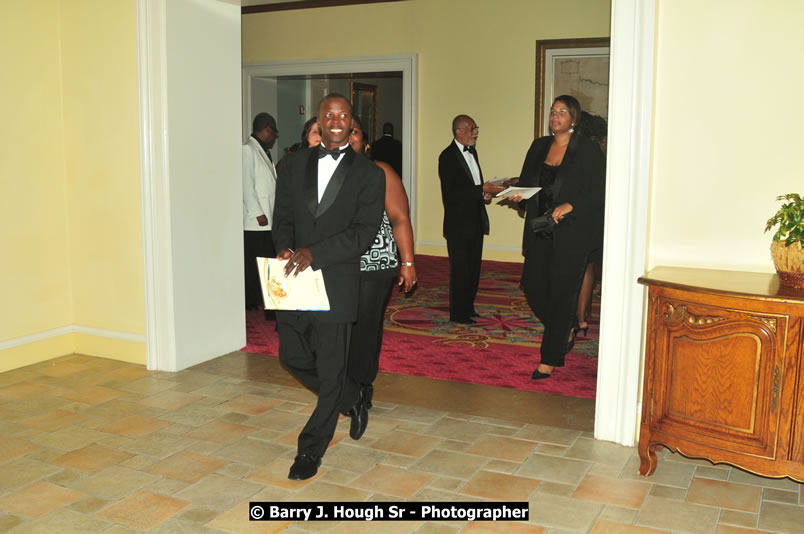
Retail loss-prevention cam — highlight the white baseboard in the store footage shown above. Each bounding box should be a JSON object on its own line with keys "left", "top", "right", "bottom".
{"left": 0, "top": 325, "right": 146, "bottom": 351}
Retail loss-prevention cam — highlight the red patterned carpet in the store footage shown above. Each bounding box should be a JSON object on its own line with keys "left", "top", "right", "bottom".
{"left": 243, "top": 254, "right": 599, "bottom": 399}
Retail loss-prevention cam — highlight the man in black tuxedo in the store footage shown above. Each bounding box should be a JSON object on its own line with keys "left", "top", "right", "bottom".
{"left": 371, "top": 122, "right": 402, "bottom": 176}
{"left": 438, "top": 115, "right": 503, "bottom": 324}
{"left": 273, "top": 94, "right": 385, "bottom": 480}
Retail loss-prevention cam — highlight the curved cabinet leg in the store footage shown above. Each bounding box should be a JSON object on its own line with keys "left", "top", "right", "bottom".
{"left": 638, "top": 440, "right": 658, "bottom": 476}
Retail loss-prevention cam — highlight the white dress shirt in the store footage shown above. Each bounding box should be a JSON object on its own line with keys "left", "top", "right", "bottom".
{"left": 317, "top": 144, "right": 349, "bottom": 202}
{"left": 453, "top": 139, "right": 482, "bottom": 186}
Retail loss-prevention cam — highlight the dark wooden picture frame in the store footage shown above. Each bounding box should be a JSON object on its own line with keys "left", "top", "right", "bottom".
{"left": 242, "top": 0, "right": 403, "bottom": 15}
{"left": 351, "top": 82, "right": 378, "bottom": 144}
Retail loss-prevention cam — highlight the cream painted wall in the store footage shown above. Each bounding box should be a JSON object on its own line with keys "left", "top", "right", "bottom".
{"left": 242, "top": 0, "right": 612, "bottom": 262}
{"left": 650, "top": 0, "right": 804, "bottom": 272}
{"left": 61, "top": 0, "right": 144, "bottom": 337}
{"left": 0, "top": 0, "right": 145, "bottom": 371}
{"left": 0, "top": 1, "right": 74, "bottom": 368}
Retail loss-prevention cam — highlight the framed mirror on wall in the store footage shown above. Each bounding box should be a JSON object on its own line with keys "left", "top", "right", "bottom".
{"left": 351, "top": 82, "right": 378, "bottom": 144}
{"left": 535, "top": 37, "right": 610, "bottom": 137}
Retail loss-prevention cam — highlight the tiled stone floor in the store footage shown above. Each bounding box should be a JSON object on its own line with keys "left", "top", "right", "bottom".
{"left": 0, "top": 351, "right": 801, "bottom": 533}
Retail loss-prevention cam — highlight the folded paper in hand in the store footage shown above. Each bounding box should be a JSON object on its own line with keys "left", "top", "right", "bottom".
{"left": 257, "top": 257, "right": 331, "bottom": 311}
{"left": 495, "top": 186, "right": 542, "bottom": 200}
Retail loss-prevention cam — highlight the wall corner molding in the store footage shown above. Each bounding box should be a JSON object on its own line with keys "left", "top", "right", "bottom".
{"left": 136, "top": 0, "right": 178, "bottom": 371}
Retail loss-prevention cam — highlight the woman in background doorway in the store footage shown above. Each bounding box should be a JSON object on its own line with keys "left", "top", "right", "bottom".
{"left": 574, "top": 112, "right": 608, "bottom": 332}
{"left": 279, "top": 116, "right": 322, "bottom": 166}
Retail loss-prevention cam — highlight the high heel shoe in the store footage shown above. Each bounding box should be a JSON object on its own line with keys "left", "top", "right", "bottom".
{"left": 578, "top": 326, "right": 588, "bottom": 337}
{"left": 566, "top": 321, "right": 581, "bottom": 353}
{"left": 578, "top": 316, "right": 589, "bottom": 337}
{"left": 531, "top": 368, "right": 552, "bottom": 380}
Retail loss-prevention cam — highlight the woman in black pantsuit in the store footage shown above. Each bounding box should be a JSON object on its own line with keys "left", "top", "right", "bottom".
{"left": 512, "top": 95, "right": 605, "bottom": 380}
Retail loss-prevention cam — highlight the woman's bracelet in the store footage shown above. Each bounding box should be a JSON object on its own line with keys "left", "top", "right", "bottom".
{"left": 400, "top": 261, "right": 415, "bottom": 267}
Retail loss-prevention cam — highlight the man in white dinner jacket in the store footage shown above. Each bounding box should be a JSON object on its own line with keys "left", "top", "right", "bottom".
{"left": 243, "top": 112, "right": 279, "bottom": 311}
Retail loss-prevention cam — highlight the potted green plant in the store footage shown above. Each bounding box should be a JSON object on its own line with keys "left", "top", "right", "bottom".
{"left": 765, "top": 193, "right": 804, "bottom": 288}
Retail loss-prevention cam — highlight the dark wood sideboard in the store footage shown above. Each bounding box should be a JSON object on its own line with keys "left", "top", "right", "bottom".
{"left": 637, "top": 267, "right": 804, "bottom": 482}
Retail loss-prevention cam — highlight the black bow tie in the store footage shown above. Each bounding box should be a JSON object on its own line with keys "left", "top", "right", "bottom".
{"left": 318, "top": 145, "right": 347, "bottom": 160}
{"left": 463, "top": 145, "right": 476, "bottom": 154}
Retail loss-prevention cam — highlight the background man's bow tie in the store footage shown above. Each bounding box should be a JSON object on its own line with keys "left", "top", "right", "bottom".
{"left": 463, "top": 145, "right": 476, "bottom": 154}
{"left": 318, "top": 146, "right": 347, "bottom": 160}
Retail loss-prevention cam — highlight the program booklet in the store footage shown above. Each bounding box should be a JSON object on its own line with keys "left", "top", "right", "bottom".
{"left": 256, "top": 257, "right": 331, "bottom": 311}
{"left": 495, "top": 186, "right": 542, "bottom": 200}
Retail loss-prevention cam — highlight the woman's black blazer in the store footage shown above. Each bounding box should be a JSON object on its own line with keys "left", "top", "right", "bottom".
{"left": 517, "top": 133, "right": 606, "bottom": 254}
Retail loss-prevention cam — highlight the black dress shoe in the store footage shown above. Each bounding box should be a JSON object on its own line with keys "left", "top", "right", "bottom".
{"left": 364, "top": 384, "right": 374, "bottom": 409}
{"left": 470, "top": 311, "right": 480, "bottom": 318}
{"left": 348, "top": 387, "right": 369, "bottom": 440}
{"left": 288, "top": 454, "right": 321, "bottom": 480}
{"left": 451, "top": 317, "right": 475, "bottom": 325}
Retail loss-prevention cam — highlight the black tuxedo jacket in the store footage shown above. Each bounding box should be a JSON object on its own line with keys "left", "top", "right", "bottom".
{"left": 438, "top": 141, "right": 489, "bottom": 240}
{"left": 371, "top": 135, "right": 402, "bottom": 176}
{"left": 518, "top": 133, "right": 606, "bottom": 253}
{"left": 273, "top": 146, "right": 385, "bottom": 323}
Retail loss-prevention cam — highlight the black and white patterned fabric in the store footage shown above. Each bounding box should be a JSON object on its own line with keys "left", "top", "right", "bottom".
{"left": 360, "top": 211, "right": 398, "bottom": 272}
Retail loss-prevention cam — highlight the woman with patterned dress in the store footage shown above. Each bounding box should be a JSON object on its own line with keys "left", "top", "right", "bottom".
{"left": 346, "top": 117, "right": 417, "bottom": 406}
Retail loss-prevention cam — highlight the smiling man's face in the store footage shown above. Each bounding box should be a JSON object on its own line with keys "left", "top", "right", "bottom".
{"left": 318, "top": 96, "right": 352, "bottom": 150}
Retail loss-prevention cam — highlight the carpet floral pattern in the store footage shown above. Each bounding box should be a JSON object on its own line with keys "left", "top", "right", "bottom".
{"left": 244, "top": 255, "right": 598, "bottom": 399}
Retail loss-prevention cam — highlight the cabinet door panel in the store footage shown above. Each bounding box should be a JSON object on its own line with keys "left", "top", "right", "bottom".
{"left": 651, "top": 299, "right": 786, "bottom": 459}
{"left": 667, "top": 333, "right": 761, "bottom": 431}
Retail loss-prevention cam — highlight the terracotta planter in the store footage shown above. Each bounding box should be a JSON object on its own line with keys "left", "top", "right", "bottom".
{"left": 771, "top": 241, "right": 804, "bottom": 288}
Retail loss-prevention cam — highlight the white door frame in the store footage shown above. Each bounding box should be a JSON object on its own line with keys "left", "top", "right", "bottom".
{"left": 137, "top": 2, "right": 655, "bottom": 446}
{"left": 137, "top": 0, "right": 175, "bottom": 371}
{"left": 594, "top": 0, "right": 656, "bottom": 445}
{"left": 242, "top": 55, "right": 418, "bottom": 231}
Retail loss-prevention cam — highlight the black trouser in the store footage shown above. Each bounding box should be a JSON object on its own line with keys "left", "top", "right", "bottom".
{"left": 523, "top": 237, "right": 588, "bottom": 367}
{"left": 446, "top": 233, "right": 483, "bottom": 320}
{"left": 244, "top": 230, "right": 275, "bottom": 309}
{"left": 276, "top": 311, "right": 359, "bottom": 457}
{"left": 348, "top": 272, "right": 396, "bottom": 385}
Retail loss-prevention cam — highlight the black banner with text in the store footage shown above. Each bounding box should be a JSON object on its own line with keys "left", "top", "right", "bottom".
{"left": 249, "top": 501, "right": 529, "bottom": 522}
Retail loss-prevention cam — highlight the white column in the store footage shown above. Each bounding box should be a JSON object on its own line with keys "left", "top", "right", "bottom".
{"left": 595, "top": 0, "right": 657, "bottom": 446}
{"left": 137, "top": 0, "right": 244, "bottom": 371}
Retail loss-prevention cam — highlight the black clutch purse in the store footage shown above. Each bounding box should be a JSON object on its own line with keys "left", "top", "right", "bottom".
{"left": 529, "top": 210, "right": 556, "bottom": 233}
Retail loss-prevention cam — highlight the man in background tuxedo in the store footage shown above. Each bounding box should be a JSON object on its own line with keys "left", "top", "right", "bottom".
{"left": 438, "top": 115, "right": 503, "bottom": 324}
{"left": 371, "top": 122, "right": 402, "bottom": 176}
{"left": 272, "top": 94, "right": 385, "bottom": 480}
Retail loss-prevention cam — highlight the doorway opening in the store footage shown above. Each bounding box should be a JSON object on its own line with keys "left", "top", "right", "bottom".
{"left": 242, "top": 55, "right": 417, "bottom": 225}
{"left": 249, "top": 72, "right": 403, "bottom": 164}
